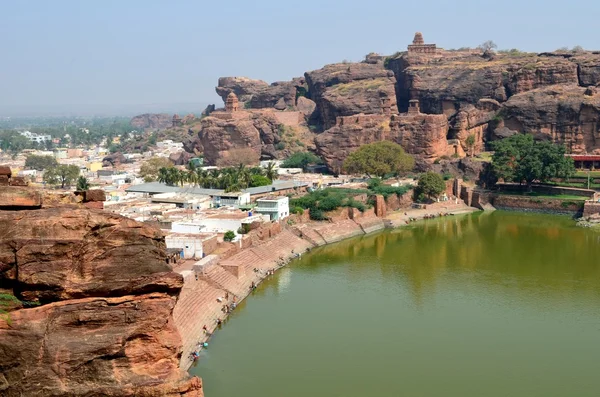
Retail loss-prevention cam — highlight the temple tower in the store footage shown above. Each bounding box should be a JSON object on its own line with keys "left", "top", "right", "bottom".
{"left": 225, "top": 92, "right": 239, "bottom": 112}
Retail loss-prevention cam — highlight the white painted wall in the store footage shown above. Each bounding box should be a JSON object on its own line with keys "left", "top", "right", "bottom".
{"left": 165, "top": 236, "right": 203, "bottom": 259}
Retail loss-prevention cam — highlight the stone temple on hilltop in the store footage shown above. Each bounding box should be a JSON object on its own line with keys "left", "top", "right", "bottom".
{"left": 407, "top": 32, "right": 436, "bottom": 54}
{"left": 172, "top": 114, "right": 182, "bottom": 127}
{"left": 225, "top": 92, "right": 239, "bottom": 112}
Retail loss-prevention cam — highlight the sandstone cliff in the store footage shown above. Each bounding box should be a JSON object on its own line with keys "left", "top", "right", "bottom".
{"left": 185, "top": 110, "right": 314, "bottom": 166}
{"left": 0, "top": 191, "right": 202, "bottom": 396}
{"left": 498, "top": 84, "right": 600, "bottom": 154}
{"left": 216, "top": 76, "right": 306, "bottom": 110}
{"left": 189, "top": 39, "right": 600, "bottom": 170}
{"left": 305, "top": 63, "right": 398, "bottom": 129}
{"left": 130, "top": 113, "right": 172, "bottom": 131}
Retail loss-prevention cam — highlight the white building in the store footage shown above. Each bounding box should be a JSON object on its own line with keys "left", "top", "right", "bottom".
{"left": 213, "top": 192, "right": 250, "bottom": 208}
{"left": 20, "top": 130, "right": 52, "bottom": 143}
{"left": 197, "top": 214, "right": 268, "bottom": 234}
{"left": 255, "top": 196, "right": 289, "bottom": 221}
{"left": 172, "top": 222, "right": 205, "bottom": 234}
{"left": 151, "top": 192, "right": 212, "bottom": 210}
{"left": 165, "top": 234, "right": 204, "bottom": 259}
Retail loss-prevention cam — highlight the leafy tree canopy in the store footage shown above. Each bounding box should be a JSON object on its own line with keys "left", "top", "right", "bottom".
{"left": 139, "top": 157, "right": 174, "bottom": 182}
{"left": 223, "top": 230, "right": 236, "bottom": 242}
{"left": 415, "top": 172, "right": 446, "bottom": 200}
{"left": 25, "top": 154, "right": 58, "bottom": 171}
{"left": 43, "top": 164, "right": 80, "bottom": 188}
{"left": 343, "top": 141, "right": 414, "bottom": 178}
{"left": 76, "top": 176, "right": 90, "bottom": 191}
{"left": 281, "top": 152, "right": 322, "bottom": 171}
{"left": 491, "top": 134, "right": 575, "bottom": 191}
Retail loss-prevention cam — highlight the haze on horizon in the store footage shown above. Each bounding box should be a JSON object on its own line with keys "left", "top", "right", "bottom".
{"left": 1, "top": 0, "right": 598, "bottom": 117}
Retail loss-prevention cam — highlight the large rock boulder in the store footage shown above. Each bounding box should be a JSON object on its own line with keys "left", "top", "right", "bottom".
{"left": 190, "top": 112, "right": 281, "bottom": 166}
{"left": 215, "top": 77, "right": 269, "bottom": 103}
{"left": 130, "top": 113, "right": 172, "bottom": 131}
{"left": 572, "top": 53, "right": 600, "bottom": 87}
{"left": 315, "top": 110, "right": 450, "bottom": 172}
{"left": 0, "top": 206, "right": 202, "bottom": 396}
{"left": 169, "top": 150, "right": 194, "bottom": 166}
{"left": 387, "top": 52, "right": 580, "bottom": 115}
{"left": 216, "top": 77, "right": 305, "bottom": 110}
{"left": 305, "top": 63, "right": 398, "bottom": 129}
{"left": 102, "top": 152, "right": 127, "bottom": 167}
{"left": 499, "top": 84, "right": 600, "bottom": 154}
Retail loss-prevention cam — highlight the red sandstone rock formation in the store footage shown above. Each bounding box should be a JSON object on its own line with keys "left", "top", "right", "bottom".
{"left": 216, "top": 76, "right": 305, "bottom": 110}
{"left": 315, "top": 108, "right": 450, "bottom": 171}
{"left": 305, "top": 62, "right": 398, "bottom": 129}
{"left": 498, "top": 84, "right": 600, "bottom": 154}
{"left": 0, "top": 205, "right": 202, "bottom": 396}
{"left": 130, "top": 113, "right": 173, "bottom": 131}
{"left": 387, "top": 51, "right": 586, "bottom": 115}
{"left": 102, "top": 152, "right": 127, "bottom": 167}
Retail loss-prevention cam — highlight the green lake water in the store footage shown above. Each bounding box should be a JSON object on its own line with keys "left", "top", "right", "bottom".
{"left": 189, "top": 211, "right": 600, "bottom": 397}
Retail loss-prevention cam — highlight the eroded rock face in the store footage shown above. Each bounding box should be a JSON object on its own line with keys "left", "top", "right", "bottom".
{"left": 102, "top": 152, "right": 127, "bottom": 167}
{"left": 0, "top": 207, "right": 180, "bottom": 303}
{"left": 216, "top": 77, "right": 305, "bottom": 110}
{"left": 500, "top": 84, "right": 600, "bottom": 154}
{"left": 388, "top": 52, "right": 579, "bottom": 115}
{"left": 130, "top": 113, "right": 172, "bottom": 131}
{"left": 191, "top": 112, "right": 279, "bottom": 166}
{"left": 0, "top": 206, "right": 202, "bottom": 396}
{"left": 305, "top": 63, "right": 398, "bottom": 129}
{"left": 315, "top": 110, "right": 450, "bottom": 171}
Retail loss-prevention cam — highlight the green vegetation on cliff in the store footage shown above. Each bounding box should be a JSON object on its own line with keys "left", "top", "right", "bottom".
{"left": 491, "top": 134, "right": 575, "bottom": 191}
{"left": 343, "top": 141, "right": 414, "bottom": 178}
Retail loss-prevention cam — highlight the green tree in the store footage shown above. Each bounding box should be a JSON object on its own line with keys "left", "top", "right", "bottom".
{"left": 0, "top": 293, "right": 19, "bottom": 325}
{"left": 250, "top": 174, "right": 272, "bottom": 187}
{"left": 25, "top": 154, "right": 58, "bottom": 171}
{"left": 265, "top": 161, "right": 278, "bottom": 181}
{"left": 140, "top": 157, "right": 173, "bottom": 182}
{"left": 43, "top": 164, "right": 80, "bottom": 188}
{"left": 415, "top": 172, "right": 446, "bottom": 200}
{"left": 343, "top": 141, "right": 414, "bottom": 178}
{"left": 76, "top": 176, "right": 90, "bottom": 191}
{"left": 281, "top": 152, "right": 322, "bottom": 171}
{"left": 491, "top": 134, "right": 575, "bottom": 191}
{"left": 223, "top": 230, "right": 236, "bottom": 242}
{"left": 465, "top": 134, "right": 476, "bottom": 157}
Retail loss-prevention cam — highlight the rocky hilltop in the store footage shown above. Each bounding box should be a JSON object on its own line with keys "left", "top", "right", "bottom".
{"left": 136, "top": 33, "right": 600, "bottom": 171}
{"left": 0, "top": 181, "right": 202, "bottom": 396}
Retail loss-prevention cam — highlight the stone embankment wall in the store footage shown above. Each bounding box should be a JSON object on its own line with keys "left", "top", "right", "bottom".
{"left": 490, "top": 195, "right": 584, "bottom": 215}
{"left": 583, "top": 201, "right": 600, "bottom": 217}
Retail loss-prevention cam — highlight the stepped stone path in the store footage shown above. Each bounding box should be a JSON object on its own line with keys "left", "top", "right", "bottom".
{"left": 174, "top": 229, "right": 312, "bottom": 369}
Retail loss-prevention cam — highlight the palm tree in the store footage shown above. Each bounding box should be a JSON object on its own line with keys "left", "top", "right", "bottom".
{"left": 265, "top": 161, "right": 277, "bottom": 182}
{"left": 157, "top": 167, "right": 169, "bottom": 184}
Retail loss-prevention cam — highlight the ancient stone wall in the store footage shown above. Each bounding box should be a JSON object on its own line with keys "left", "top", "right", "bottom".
{"left": 583, "top": 201, "right": 600, "bottom": 217}
{"left": 490, "top": 195, "right": 584, "bottom": 214}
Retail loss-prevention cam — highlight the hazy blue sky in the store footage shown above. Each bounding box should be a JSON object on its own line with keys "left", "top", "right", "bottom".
{"left": 1, "top": 0, "right": 598, "bottom": 116}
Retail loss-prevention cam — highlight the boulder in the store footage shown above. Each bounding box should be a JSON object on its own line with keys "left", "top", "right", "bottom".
{"left": 216, "top": 77, "right": 305, "bottom": 110}
{"left": 0, "top": 206, "right": 202, "bottom": 396}
{"left": 130, "top": 113, "right": 172, "bottom": 131}
{"left": 0, "top": 165, "right": 11, "bottom": 177}
{"left": 296, "top": 96, "right": 317, "bottom": 120}
{"left": 102, "top": 152, "right": 127, "bottom": 167}
{"left": 500, "top": 84, "right": 600, "bottom": 154}
{"left": 84, "top": 189, "right": 106, "bottom": 202}
{"left": 0, "top": 187, "right": 42, "bottom": 209}
{"left": 305, "top": 62, "right": 398, "bottom": 129}
{"left": 169, "top": 151, "right": 193, "bottom": 166}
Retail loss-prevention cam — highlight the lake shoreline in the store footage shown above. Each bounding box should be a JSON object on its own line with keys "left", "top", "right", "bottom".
{"left": 176, "top": 202, "right": 478, "bottom": 372}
